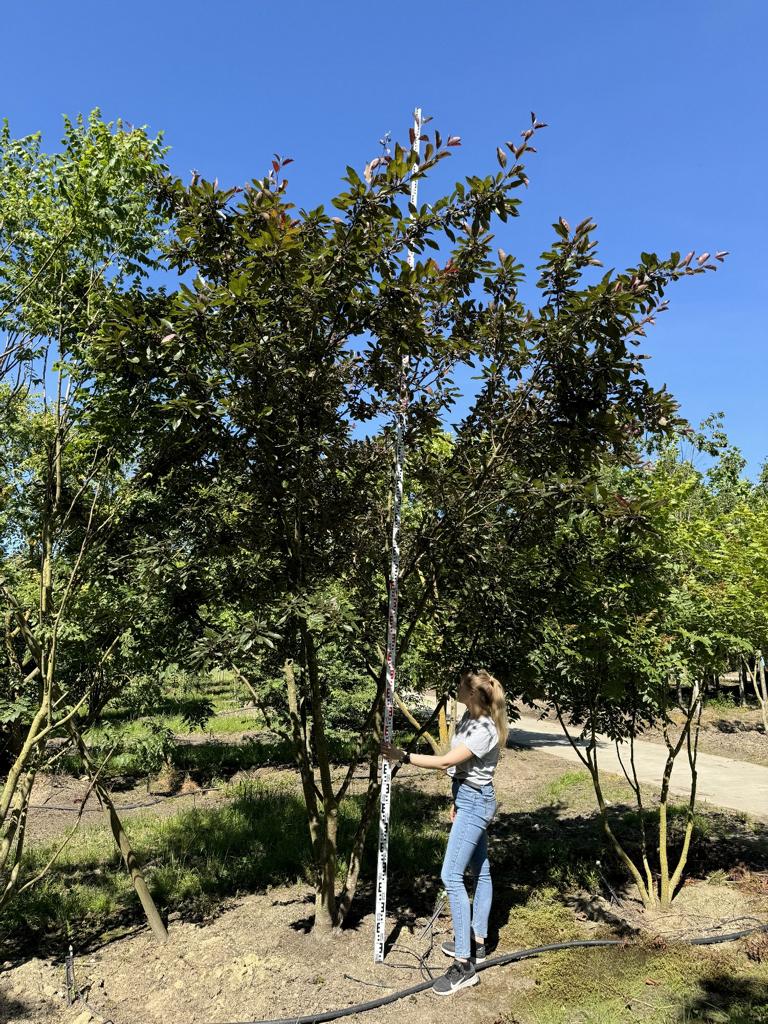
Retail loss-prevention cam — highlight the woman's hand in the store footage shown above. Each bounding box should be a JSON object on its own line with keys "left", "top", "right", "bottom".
{"left": 450, "top": 803, "right": 456, "bottom": 823}
{"left": 380, "top": 741, "right": 405, "bottom": 764}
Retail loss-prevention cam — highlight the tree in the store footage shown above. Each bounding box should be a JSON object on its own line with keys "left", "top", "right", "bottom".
{"left": 96, "top": 113, "right": 725, "bottom": 935}
{"left": 495, "top": 422, "right": 762, "bottom": 910}
{"left": 0, "top": 113, "right": 172, "bottom": 936}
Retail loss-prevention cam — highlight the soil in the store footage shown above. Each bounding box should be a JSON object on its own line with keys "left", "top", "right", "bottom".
{"left": 6, "top": 746, "right": 768, "bottom": 1024}
{"left": 0, "top": 881, "right": 547, "bottom": 1024}
{"left": 4, "top": 871, "right": 766, "bottom": 1024}
{"left": 25, "top": 773, "right": 230, "bottom": 848}
{"left": 615, "top": 876, "right": 768, "bottom": 942}
{"left": 7, "top": 747, "right": 567, "bottom": 1024}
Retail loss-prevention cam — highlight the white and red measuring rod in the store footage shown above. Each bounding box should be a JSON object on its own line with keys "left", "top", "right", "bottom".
{"left": 374, "top": 107, "right": 422, "bottom": 965}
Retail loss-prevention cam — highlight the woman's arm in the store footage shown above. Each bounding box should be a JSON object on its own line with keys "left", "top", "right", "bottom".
{"left": 381, "top": 741, "right": 473, "bottom": 771}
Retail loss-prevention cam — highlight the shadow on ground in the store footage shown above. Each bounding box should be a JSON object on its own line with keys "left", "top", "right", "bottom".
{"left": 711, "top": 718, "right": 766, "bottom": 735}
{"left": 679, "top": 971, "right": 768, "bottom": 1022}
{"left": 4, "top": 778, "right": 768, "bottom": 967}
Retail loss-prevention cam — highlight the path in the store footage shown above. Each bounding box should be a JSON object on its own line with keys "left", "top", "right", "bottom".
{"left": 508, "top": 713, "right": 768, "bottom": 821}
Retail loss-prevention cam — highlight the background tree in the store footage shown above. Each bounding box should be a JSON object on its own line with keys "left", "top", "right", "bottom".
{"left": 0, "top": 113, "right": 172, "bottom": 936}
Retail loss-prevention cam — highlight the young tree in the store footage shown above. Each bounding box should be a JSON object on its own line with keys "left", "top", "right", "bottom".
{"left": 0, "top": 113, "right": 171, "bottom": 936}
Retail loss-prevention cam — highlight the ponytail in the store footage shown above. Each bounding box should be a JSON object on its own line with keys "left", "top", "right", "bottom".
{"left": 461, "top": 670, "right": 509, "bottom": 746}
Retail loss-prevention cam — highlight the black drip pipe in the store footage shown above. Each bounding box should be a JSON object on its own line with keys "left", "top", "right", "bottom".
{"left": 211, "top": 922, "right": 768, "bottom": 1024}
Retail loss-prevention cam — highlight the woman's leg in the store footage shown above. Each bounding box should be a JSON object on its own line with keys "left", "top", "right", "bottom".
{"left": 467, "top": 828, "right": 492, "bottom": 942}
{"left": 440, "top": 791, "right": 488, "bottom": 960}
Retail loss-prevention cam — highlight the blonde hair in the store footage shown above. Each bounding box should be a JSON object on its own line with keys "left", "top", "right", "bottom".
{"left": 461, "top": 669, "right": 509, "bottom": 746}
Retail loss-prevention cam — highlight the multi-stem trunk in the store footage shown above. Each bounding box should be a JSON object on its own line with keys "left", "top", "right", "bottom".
{"left": 658, "top": 678, "right": 701, "bottom": 908}
{"left": 554, "top": 700, "right": 655, "bottom": 908}
{"left": 743, "top": 653, "right": 768, "bottom": 733}
{"left": 284, "top": 652, "right": 338, "bottom": 936}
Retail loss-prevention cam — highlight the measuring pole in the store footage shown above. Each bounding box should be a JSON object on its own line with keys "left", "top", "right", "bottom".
{"left": 374, "top": 107, "right": 422, "bottom": 964}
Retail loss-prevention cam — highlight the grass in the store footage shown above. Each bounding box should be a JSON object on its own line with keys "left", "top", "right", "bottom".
{"left": 488, "top": 766, "right": 768, "bottom": 1022}
{"left": 498, "top": 886, "right": 585, "bottom": 947}
{"left": 3, "top": 776, "right": 448, "bottom": 956}
{"left": 510, "top": 942, "right": 768, "bottom": 1024}
{"left": 10, "top": 758, "right": 768, "bottom": 1021}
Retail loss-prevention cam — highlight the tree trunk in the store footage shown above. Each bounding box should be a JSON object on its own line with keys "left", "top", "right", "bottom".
{"left": 554, "top": 702, "right": 655, "bottom": 908}
{"left": 658, "top": 680, "right": 700, "bottom": 908}
{"left": 395, "top": 694, "right": 439, "bottom": 753}
{"left": 67, "top": 722, "right": 168, "bottom": 943}
{"left": 738, "top": 662, "right": 746, "bottom": 706}
{"left": 758, "top": 655, "right": 768, "bottom": 733}
{"left": 668, "top": 684, "right": 702, "bottom": 900}
{"left": 336, "top": 757, "right": 380, "bottom": 927}
{"left": 438, "top": 704, "right": 449, "bottom": 748}
{"left": 313, "top": 820, "right": 338, "bottom": 937}
{"left": 744, "top": 653, "right": 768, "bottom": 733}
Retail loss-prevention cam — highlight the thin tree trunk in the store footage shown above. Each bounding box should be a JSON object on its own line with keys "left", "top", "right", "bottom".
{"left": 0, "top": 767, "right": 36, "bottom": 906}
{"left": 757, "top": 655, "right": 768, "bottom": 733}
{"left": 658, "top": 679, "right": 698, "bottom": 908}
{"left": 300, "top": 624, "right": 341, "bottom": 936}
{"left": 743, "top": 654, "right": 768, "bottom": 733}
{"left": 395, "top": 693, "right": 439, "bottom": 753}
{"left": 614, "top": 703, "right": 654, "bottom": 898}
{"left": 66, "top": 722, "right": 168, "bottom": 942}
{"left": 336, "top": 756, "right": 380, "bottom": 927}
{"left": 553, "top": 701, "right": 654, "bottom": 907}
{"left": 668, "top": 684, "right": 702, "bottom": 898}
{"left": 438, "top": 704, "right": 449, "bottom": 748}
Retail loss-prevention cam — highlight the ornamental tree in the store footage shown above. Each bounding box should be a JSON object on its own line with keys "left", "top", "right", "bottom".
{"left": 94, "top": 111, "right": 726, "bottom": 935}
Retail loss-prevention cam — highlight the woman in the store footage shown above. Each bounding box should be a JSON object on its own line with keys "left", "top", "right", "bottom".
{"left": 381, "top": 669, "right": 508, "bottom": 996}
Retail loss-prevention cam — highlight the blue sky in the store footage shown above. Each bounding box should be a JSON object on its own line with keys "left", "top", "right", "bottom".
{"left": 3, "top": 1, "right": 765, "bottom": 476}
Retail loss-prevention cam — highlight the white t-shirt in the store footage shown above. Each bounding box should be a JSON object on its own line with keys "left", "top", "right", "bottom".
{"left": 447, "top": 710, "right": 500, "bottom": 788}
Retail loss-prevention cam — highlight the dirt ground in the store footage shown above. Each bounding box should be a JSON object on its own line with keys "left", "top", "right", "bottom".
{"left": 6, "top": 748, "right": 568, "bottom": 1024}
{"left": 24, "top": 773, "right": 230, "bottom": 848}
{"left": 4, "top": 860, "right": 767, "bottom": 1024}
{"left": 0, "top": 881, "right": 548, "bottom": 1024}
{"left": 24, "top": 743, "right": 568, "bottom": 851}
{"left": 6, "top": 747, "right": 768, "bottom": 1024}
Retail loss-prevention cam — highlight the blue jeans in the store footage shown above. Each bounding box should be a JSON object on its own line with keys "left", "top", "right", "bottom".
{"left": 440, "top": 779, "right": 496, "bottom": 960}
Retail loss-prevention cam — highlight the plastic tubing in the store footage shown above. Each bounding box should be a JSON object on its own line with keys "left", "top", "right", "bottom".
{"left": 211, "top": 922, "right": 768, "bottom": 1024}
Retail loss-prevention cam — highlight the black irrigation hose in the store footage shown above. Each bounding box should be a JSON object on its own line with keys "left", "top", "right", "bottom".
{"left": 29, "top": 786, "right": 222, "bottom": 813}
{"left": 211, "top": 922, "right": 768, "bottom": 1024}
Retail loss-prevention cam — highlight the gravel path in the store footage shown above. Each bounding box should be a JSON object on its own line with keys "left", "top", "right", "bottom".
{"left": 508, "top": 714, "right": 768, "bottom": 820}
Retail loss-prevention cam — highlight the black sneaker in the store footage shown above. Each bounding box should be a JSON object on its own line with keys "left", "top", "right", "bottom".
{"left": 440, "top": 938, "right": 487, "bottom": 963}
{"left": 432, "top": 959, "right": 478, "bottom": 995}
